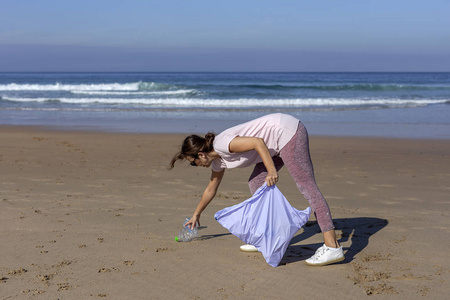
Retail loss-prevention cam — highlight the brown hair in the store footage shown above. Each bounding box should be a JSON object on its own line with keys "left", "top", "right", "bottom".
{"left": 169, "top": 132, "right": 216, "bottom": 169}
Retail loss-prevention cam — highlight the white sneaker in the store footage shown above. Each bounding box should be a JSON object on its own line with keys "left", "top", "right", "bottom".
{"left": 305, "top": 244, "right": 344, "bottom": 266}
{"left": 240, "top": 244, "right": 258, "bottom": 252}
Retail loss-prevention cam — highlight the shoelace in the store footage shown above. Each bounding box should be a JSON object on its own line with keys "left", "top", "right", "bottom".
{"left": 312, "top": 246, "right": 328, "bottom": 260}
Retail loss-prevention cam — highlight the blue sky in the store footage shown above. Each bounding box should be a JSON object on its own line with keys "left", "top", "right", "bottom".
{"left": 1, "top": 0, "right": 449, "bottom": 72}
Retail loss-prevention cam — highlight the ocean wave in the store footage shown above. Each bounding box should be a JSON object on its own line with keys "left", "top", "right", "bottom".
{"left": 0, "top": 81, "right": 171, "bottom": 92}
{"left": 2, "top": 81, "right": 449, "bottom": 93}
{"left": 201, "top": 83, "right": 450, "bottom": 92}
{"left": 70, "top": 89, "right": 200, "bottom": 96}
{"left": 2, "top": 96, "right": 447, "bottom": 107}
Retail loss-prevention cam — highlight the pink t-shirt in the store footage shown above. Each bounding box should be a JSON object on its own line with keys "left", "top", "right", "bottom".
{"left": 211, "top": 113, "right": 299, "bottom": 172}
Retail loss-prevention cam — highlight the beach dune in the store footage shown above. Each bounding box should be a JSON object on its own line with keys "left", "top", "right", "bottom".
{"left": 1, "top": 126, "right": 449, "bottom": 299}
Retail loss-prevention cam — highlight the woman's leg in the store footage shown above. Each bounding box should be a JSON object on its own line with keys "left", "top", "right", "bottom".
{"left": 248, "top": 156, "right": 284, "bottom": 194}
{"left": 280, "top": 122, "right": 339, "bottom": 247}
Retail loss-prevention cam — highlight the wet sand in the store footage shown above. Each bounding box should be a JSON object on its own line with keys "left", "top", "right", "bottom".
{"left": 1, "top": 126, "right": 449, "bottom": 299}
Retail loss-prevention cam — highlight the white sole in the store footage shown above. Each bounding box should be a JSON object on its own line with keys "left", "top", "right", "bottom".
{"left": 305, "top": 255, "right": 345, "bottom": 266}
{"left": 240, "top": 245, "right": 258, "bottom": 252}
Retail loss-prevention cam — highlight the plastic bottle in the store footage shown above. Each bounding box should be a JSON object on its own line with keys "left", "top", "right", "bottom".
{"left": 175, "top": 218, "right": 199, "bottom": 242}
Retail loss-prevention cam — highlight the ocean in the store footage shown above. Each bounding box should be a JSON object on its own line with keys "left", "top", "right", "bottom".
{"left": 0, "top": 72, "right": 449, "bottom": 139}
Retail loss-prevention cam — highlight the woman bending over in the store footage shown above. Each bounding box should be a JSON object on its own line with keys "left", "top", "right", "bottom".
{"left": 170, "top": 113, "right": 344, "bottom": 266}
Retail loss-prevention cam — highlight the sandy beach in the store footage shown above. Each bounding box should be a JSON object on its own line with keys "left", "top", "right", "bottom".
{"left": 1, "top": 126, "right": 449, "bottom": 299}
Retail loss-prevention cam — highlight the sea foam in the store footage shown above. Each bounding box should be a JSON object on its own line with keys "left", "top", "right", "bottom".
{"left": 0, "top": 82, "right": 164, "bottom": 91}
{"left": 2, "top": 96, "right": 446, "bottom": 108}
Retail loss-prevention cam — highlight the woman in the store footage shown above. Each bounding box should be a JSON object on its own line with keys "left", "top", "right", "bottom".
{"left": 169, "top": 113, "right": 344, "bottom": 266}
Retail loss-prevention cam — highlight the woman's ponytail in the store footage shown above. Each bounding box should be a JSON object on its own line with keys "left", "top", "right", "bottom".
{"left": 169, "top": 151, "right": 184, "bottom": 170}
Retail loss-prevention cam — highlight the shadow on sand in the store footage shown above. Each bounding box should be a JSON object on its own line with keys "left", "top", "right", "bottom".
{"left": 199, "top": 232, "right": 232, "bottom": 240}
{"left": 281, "top": 217, "right": 389, "bottom": 265}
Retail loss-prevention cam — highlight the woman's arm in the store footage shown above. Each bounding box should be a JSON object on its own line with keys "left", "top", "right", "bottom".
{"left": 186, "top": 169, "right": 225, "bottom": 229}
{"left": 228, "top": 136, "right": 278, "bottom": 186}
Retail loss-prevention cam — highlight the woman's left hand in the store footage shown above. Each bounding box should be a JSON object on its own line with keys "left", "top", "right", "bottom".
{"left": 265, "top": 171, "right": 279, "bottom": 186}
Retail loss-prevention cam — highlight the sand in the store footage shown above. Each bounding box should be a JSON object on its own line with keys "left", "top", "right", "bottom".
{"left": 0, "top": 126, "right": 449, "bottom": 299}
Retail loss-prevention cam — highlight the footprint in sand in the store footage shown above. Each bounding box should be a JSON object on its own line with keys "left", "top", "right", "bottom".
{"left": 57, "top": 283, "right": 72, "bottom": 291}
{"left": 98, "top": 268, "right": 111, "bottom": 273}
{"left": 7, "top": 268, "right": 28, "bottom": 275}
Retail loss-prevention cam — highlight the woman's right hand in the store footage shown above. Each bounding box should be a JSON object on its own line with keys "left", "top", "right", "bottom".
{"left": 186, "top": 214, "right": 200, "bottom": 230}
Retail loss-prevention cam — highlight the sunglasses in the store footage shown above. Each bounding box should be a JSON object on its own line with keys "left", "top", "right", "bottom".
{"left": 190, "top": 154, "right": 199, "bottom": 167}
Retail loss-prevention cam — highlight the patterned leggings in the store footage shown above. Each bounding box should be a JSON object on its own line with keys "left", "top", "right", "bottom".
{"left": 248, "top": 122, "right": 335, "bottom": 233}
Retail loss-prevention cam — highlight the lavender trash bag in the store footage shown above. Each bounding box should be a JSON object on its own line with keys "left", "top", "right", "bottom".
{"left": 214, "top": 183, "right": 311, "bottom": 267}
